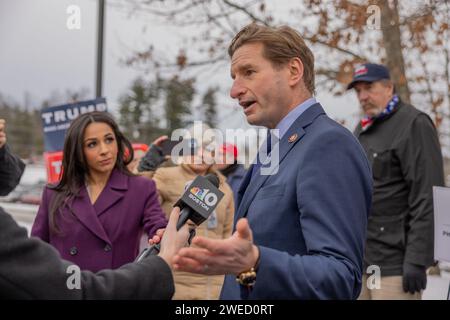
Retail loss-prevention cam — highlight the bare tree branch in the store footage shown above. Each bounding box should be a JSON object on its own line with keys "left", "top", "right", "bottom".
{"left": 221, "top": 0, "right": 270, "bottom": 25}
{"left": 221, "top": 0, "right": 365, "bottom": 59}
{"left": 217, "top": 0, "right": 241, "bottom": 34}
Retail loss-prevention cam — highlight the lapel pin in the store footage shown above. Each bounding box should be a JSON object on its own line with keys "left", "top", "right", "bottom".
{"left": 288, "top": 133, "right": 298, "bottom": 143}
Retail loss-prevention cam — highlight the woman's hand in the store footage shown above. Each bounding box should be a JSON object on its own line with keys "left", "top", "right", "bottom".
{"left": 149, "top": 228, "right": 165, "bottom": 245}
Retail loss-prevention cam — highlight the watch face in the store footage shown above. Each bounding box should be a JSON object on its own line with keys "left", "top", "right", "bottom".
{"left": 237, "top": 269, "right": 257, "bottom": 286}
{"left": 242, "top": 275, "right": 256, "bottom": 286}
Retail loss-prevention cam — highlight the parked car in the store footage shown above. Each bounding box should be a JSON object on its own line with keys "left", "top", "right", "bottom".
{"left": 0, "top": 181, "right": 46, "bottom": 205}
{"left": 0, "top": 164, "right": 46, "bottom": 205}
{"left": 0, "top": 184, "right": 28, "bottom": 203}
{"left": 19, "top": 183, "right": 45, "bottom": 205}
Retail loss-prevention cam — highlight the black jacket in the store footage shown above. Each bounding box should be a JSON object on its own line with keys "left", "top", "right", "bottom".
{"left": 354, "top": 101, "right": 445, "bottom": 276}
{"left": 0, "top": 145, "right": 25, "bottom": 196}
{"left": 0, "top": 145, "right": 174, "bottom": 299}
{"left": 0, "top": 207, "right": 175, "bottom": 299}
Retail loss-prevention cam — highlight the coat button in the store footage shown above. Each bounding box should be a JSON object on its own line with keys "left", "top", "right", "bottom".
{"left": 69, "top": 247, "right": 78, "bottom": 256}
{"left": 380, "top": 227, "right": 385, "bottom": 232}
{"left": 104, "top": 244, "right": 112, "bottom": 252}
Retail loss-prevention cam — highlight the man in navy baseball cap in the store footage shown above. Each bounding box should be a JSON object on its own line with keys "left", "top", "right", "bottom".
{"left": 347, "top": 63, "right": 391, "bottom": 90}
{"left": 347, "top": 63, "right": 395, "bottom": 121}
{"left": 348, "top": 62, "right": 445, "bottom": 300}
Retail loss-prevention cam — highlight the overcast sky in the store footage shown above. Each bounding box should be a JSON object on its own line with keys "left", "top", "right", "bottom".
{"left": 0, "top": 0, "right": 361, "bottom": 133}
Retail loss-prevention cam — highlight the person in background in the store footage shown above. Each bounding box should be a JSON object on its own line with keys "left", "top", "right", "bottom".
{"left": 347, "top": 63, "right": 445, "bottom": 300}
{"left": 138, "top": 123, "right": 235, "bottom": 300}
{"left": 1, "top": 118, "right": 189, "bottom": 299}
{"left": 214, "top": 143, "right": 246, "bottom": 205}
{"left": 0, "top": 119, "right": 5, "bottom": 148}
{"left": 31, "top": 112, "right": 168, "bottom": 272}
{"left": 0, "top": 118, "right": 25, "bottom": 194}
{"left": 127, "top": 145, "right": 148, "bottom": 173}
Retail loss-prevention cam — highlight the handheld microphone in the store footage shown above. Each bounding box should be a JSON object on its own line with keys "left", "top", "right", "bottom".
{"left": 136, "top": 173, "right": 224, "bottom": 262}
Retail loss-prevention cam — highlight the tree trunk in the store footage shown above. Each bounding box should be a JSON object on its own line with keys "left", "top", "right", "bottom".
{"left": 377, "top": 0, "right": 411, "bottom": 103}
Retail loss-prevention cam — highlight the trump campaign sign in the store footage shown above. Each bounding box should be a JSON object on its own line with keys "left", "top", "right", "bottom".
{"left": 45, "top": 151, "right": 64, "bottom": 184}
{"left": 41, "top": 98, "right": 108, "bottom": 152}
{"left": 41, "top": 98, "right": 108, "bottom": 183}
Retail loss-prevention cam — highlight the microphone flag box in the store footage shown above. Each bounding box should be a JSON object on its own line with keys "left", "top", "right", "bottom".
{"left": 175, "top": 175, "right": 224, "bottom": 226}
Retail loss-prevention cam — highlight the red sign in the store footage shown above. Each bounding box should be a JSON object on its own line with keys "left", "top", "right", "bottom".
{"left": 131, "top": 143, "right": 149, "bottom": 153}
{"left": 44, "top": 151, "right": 63, "bottom": 184}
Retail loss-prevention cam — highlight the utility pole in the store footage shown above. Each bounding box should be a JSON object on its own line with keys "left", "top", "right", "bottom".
{"left": 96, "top": 0, "right": 105, "bottom": 98}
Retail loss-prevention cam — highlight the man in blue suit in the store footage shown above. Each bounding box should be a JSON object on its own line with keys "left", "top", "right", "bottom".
{"left": 173, "top": 23, "right": 372, "bottom": 299}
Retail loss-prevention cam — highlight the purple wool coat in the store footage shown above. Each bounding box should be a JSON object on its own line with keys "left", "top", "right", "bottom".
{"left": 31, "top": 169, "right": 168, "bottom": 272}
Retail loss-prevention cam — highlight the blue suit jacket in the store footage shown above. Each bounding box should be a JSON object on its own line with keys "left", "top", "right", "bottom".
{"left": 220, "top": 103, "right": 372, "bottom": 300}
{"left": 225, "top": 164, "right": 247, "bottom": 208}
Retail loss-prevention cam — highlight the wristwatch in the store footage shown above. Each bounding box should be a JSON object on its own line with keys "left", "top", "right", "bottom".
{"left": 236, "top": 268, "right": 257, "bottom": 287}
{"left": 236, "top": 246, "right": 260, "bottom": 287}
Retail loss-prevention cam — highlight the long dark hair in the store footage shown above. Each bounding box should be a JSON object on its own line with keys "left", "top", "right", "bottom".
{"left": 48, "top": 111, "right": 134, "bottom": 233}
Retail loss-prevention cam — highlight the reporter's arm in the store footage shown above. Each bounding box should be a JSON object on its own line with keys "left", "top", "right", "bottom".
{"left": 0, "top": 206, "right": 175, "bottom": 300}
{"left": 141, "top": 179, "right": 168, "bottom": 238}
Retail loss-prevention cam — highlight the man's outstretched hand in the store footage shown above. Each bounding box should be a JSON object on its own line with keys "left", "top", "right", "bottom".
{"left": 173, "top": 218, "right": 259, "bottom": 276}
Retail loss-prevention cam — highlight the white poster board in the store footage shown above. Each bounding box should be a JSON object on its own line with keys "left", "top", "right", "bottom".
{"left": 433, "top": 186, "right": 450, "bottom": 263}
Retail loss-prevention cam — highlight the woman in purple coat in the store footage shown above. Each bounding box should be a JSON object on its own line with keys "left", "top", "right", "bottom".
{"left": 31, "top": 112, "right": 167, "bottom": 272}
